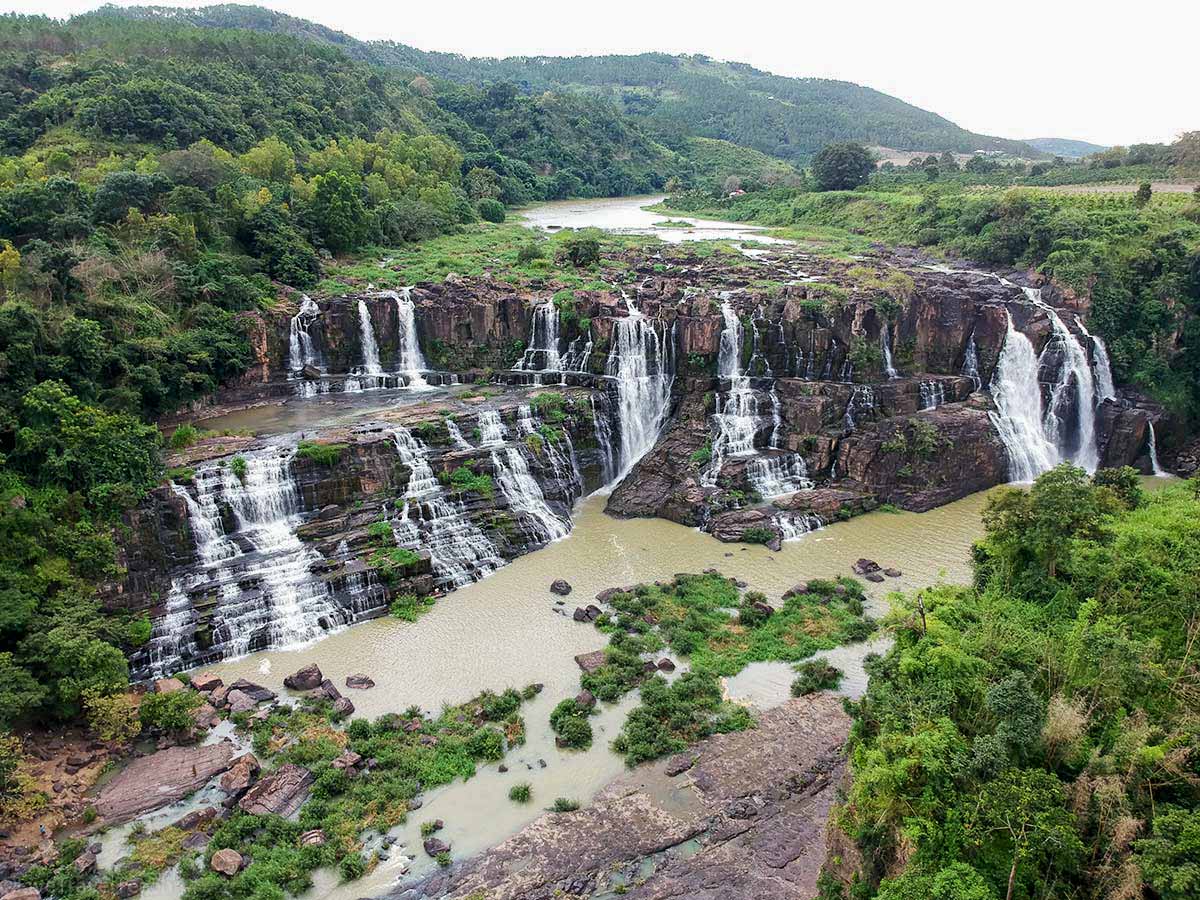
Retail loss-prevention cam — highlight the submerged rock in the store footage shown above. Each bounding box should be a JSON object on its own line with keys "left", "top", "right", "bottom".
{"left": 549, "top": 579, "right": 573, "bottom": 596}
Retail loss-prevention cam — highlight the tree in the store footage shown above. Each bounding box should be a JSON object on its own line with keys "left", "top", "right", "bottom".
{"left": 477, "top": 198, "right": 505, "bottom": 223}
{"left": 1134, "top": 805, "right": 1200, "bottom": 900}
{"left": 811, "top": 143, "right": 875, "bottom": 191}
{"left": 309, "top": 171, "right": 369, "bottom": 253}
{"left": 1134, "top": 182, "right": 1152, "bottom": 208}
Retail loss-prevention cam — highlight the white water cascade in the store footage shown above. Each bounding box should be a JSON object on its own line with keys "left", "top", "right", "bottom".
{"left": 288, "top": 296, "right": 323, "bottom": 374}
{"left": 1031, "top": 292, "right": 1099, "bottom": 472}
{"left": 1147, "top": 421, "right": 1168, "bottom": 477}
{"left": 776, "top": 512, "right": 824, "bottom": 542}
{"left": 445, "top": 418, "right": 473, "bottom": 450}
{"left": 1075, "top": 316, "right": 1117, "bottom": 401}
{"left": 881, "top": 324, "right": 899, "bottom": 380}
{"left": 478, "top": 409, "right": 507, "bottom": 447}
{"left": 703, "top": 301, "right": 760, "bottom": 485}
{"left": 491, "top": 446, "right": 571, "bottom": 543}
{"left": 919, "top": 381, "right": 946, "bottom": 410}
{"left": 962, "top": 331, "right": 982, "bottom": 390}
{"left": 747, "top": 454, "right": 813, "bottom": 498}
{"left": 389, "top": 427, "right": 503, "bottom": 587}
{"left": 515, "top": 302, "right": 563, "bottom": 373}
{"left": 345, "top": 299, "right": 385, "bottom": 393}
{"left": 144, "top": 449, "right": 371, "bottom": 675}
{"left": 988, "top": 313, "right": 1062, "bottom": 482}
{"left": 605, "top": 294, "right": 674, "bottom": 482}
{"left": 389, "top": 288, "right": 429, "bottom": 389}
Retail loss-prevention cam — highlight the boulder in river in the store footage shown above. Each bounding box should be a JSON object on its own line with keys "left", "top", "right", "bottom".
{"left": 219, "top": 754, "right": 260, "bottom": 795}
{"left": 331, "top": 697, "right": 355, "bottom": 719}
{"left": 154, "top": 677, "right": 185, "bottom": 694}
{"left": 423, "top": 837, "right": 451, "bottom": 857}
{"left": 238, "top": 763, "right": 313, "bottom": 817}
{"left": 345, "top": 674, "right": 375, "bottom": 690}
{"left": 224, "top": 690, "right": 257, "bottom": 714}
{"left": 865, "top": 572, "right": 885, "bottom": 583}
{"left": 210, "top": 849, "right": 244, "bottom": 876}
{"left": 115, "top": 880, "right": 142, "bottom": 898}
{"left": 190, "top": 672, "right": 223, "bottom": 693}
{"left": 852, "top": 558, "right": 881, "bottom": 575}
{"left": 283, "top": 664, "right": 323, "bottom": 691}
{"left": 550, "top": 579, "right": 573, "bottom": 596}
{"left": 227, "top": 679, "right": 277, "bottom": 703}
{"left": 884, "top": 567, "right": 902, "bottom": 578}
{"left": 96, "top": 743, "right": 235, "bottom": 824}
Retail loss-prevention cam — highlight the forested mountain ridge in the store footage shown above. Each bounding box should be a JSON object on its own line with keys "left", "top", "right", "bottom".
{"left": 106, "top": 3, "right": 1042, "bottom": 163}
{"left": 1025, "top": 136, "right": 1110, "bottom": 158}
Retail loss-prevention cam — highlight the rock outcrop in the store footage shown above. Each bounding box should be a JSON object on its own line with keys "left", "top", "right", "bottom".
{"left": 96, "top": 743, "right": 236, "bottom": 824}
{"left": 391, "top": 694, "right": 850, "bottom": 900}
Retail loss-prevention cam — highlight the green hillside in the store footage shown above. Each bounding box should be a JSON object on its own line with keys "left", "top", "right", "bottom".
{"left": 1025, "top": 137, "right": 1110, "bottom": 158}
{"left": 111, "top": 4, "right": 1041, "bottom": 163}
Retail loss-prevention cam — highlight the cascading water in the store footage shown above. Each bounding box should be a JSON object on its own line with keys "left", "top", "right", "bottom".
{"left": 747, "top": 454, "right": 813, "bottom": 498}
{"left": 590, "top": 394, "right": 618, "bottom": 488}
{"left": 143, "top": 449, "right": 373, "bottom": 676}
{"left": 843, "top": 386, "right": 876, "bottom": 429}
{"left": 1075, "top": 316, "right": 1116, "bottom": 401}
{"left": 516, "top": 405, "right": 583, "bottom": 501}
{"left": 605, "top": 294, "right": 673, "bottom": 482}
{"left": 703, "top": 301, "right": 760, "bottom": 485}
{"left": 988, "top": 313, "right": 1061, "bottom": 482}
{"left": 288, "top": 296, "right": 323, "bottom": 374}
{"left": 478, "top": 409, "right": 507, "bottom": 447}
{"left": 919, "top": 381, "right": 946, "bottom": 410}
{"left": 1147, "top": 421, "right": 1168, "bottom": 477}
{"left": 1029, "top": 291, "right": 1098, "bottom": 472}
{"left": 491, "top": 446, "right": 571, "bottom": 544}
{"left": 962, "top": 331, "right": 982, "bottom": 390}
{"left": 445, "top": 418, "right": 473, "bottom": 450}
{"left": 515, "top": 302, "right": 563, "bottom": 373}
{"left": 776, "top": 512, "right": 824, "bottom": 542}
{"left": 388, "top": 288, "right": 429, "bottom": 389}
{"left": 345, "top": 299, "right": 385, "bottom": 393}
{"left": 389, "top": 427, "right": 503, "bottom": 587}
{"left": 881, "top": 324, "right": 899, "bottom": 380}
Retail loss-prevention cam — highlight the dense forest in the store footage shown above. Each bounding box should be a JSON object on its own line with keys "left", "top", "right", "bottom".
{"left": 110, "top": 4, "right": 1040, "bottom": 163}
{"left": 830, "top": 468, "right": 1200, "bottom": 900}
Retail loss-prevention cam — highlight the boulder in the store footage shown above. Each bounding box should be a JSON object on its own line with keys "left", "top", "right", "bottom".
{"left": 574, "top": 651, "right": 606, "bottom": 674}
{"left": 210, "top": 849, "right": 244, "bottom": 876}
{"left": 549, "top": 579, "right": 573, "bottom": 596}
{"left": 584, "top": 604, "right": 602, "bottom": 621}
{"left": 172, "top": 807, "right": 218, "bottom": 831}
{"left": 96, "top": 743, "right": 235, "bottom": 824}
{"left": 331, "top": 750, "right": 362, "bottom": 770}
{"left": 227, "top": 680, "right": 276, "bottom": 703}
{"left": 751, "top": 601, "right": 775, "bottom": 619}
{"left": 299, "top": 829, "right": 326, "bottom": 847}
{"left": 116, "top": 881, "right": 142, "bottom": 898}
{"left": 154, "top": 677, "right": 185, "bottom": 694}
{"left": 851, "top": 559, "right": 881, "bottom": 575}
{"left": 301, "top": 364, "right": 322, "bottom": 381}
{"left": 865, "top": 572, "right": 885, "bottom": 583}
{"left": 332, "top": 697, "right": 355, "bottom": 720}
{"left": 574, "top": 690, "right": 596, "bottom": 709}
{"left": 423, "top": 837, "right": 451, "bottom": 857}
{"left": 190, "top": 673, "right": 223, "bottom": 693}
{"left": 1, "top": 889, "right": 41, "bottom": 900}
{"left": 72, "top": 851, "right": 97, "bottom": 876}
{"left": 317, "top": 679, "right": 343, "bottom": 701}
{"left": 656, "top": 658, "right": 676, "bottom": 672}
{"left": 224, "top": 690, "right": 257, "bottom": 715}
{"left": 283, "top": 664, "right": 324, "bottom": 692}
{"left": 219, "top": 754, "right": 260, "bottom": 795}
{"left": 182, "top": 833, "right": 210, "bottom": 851}
{"left": 345, "top": 674, "right": 375, "bottom": 690}
{"left": 883, "top": 568, "right": 902, "bottom": 578}
{"left": 238, "top": 763, "right": 313, "bottom": 817}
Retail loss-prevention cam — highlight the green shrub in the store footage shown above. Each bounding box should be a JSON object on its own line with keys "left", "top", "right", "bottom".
{"left": 790, "top": 660, "right": 843, "bottom": 695}
{"left": 551, "top": 797, "right": 580, "bottom": 812}
{"left": 508, "top": 782, "right": 531, "bottom": 803}
{"left": 477, "top": 198, "right": 506, "bottom": 223}
{"left": 139, "top": 690, "right": 202, "bottom": 732}
{"left": 229, "top": 455, "right": 248, "bottom": 482}
{"left": 168, "top": 424, "right": 201, "bottom": 449}
{"left": 549, "top": 698, "right": 593, "bottom": 749}
{"left": 389, "top": 591, "right": 434, "bottom": 620}
{"left": 295, "top": 440, "right": 346, "bottom": 466}
{"left": 741, "top": 526, "right": 775, "bottom": 545}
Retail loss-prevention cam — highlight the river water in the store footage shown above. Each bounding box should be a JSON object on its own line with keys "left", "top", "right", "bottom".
{"left": 519, "top": 194, "right": 789, "bottom": 245}
{"left": 194, "top": 488, "right": 993, "bottom": 899}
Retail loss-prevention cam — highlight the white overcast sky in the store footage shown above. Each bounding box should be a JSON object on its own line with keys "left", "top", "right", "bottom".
{"left": 9, "top": 0, "right": 1195, "bottom": 147}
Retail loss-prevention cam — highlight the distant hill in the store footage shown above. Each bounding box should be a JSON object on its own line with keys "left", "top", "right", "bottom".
{"left": 1024, "top": 137, "right": 1109, "bottom": 159}
{"left": 111, "top": 4, "right": 1043, "bottom": 164}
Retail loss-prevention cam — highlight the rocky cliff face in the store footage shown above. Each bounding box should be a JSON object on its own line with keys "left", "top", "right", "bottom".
{"left": 123, "top": 243, "right": 1171, "bottom": 674}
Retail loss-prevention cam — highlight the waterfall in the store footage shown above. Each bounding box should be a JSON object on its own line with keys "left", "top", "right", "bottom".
{"left": 146, "top": 449, "right": 368, "bottom": 676}
{"left": 1033, "top": 294, "right": 1098, "bottom": 472}
{"left": 389, "top": 288, "right": 429, "bottom": 389}
{"left": 515, "top": 302, "right": 563, "bottom": 373}
{"left": 881, "top": 324, "right": 899, "bottom": 380}
{"left": 605, "top": 296, "right": 673, "bottom": 482}
{"left": 1075, "top": 316, "right": 1117, "bottom": 401}
{"left": 288, "top": 296, "right": 323, "bottom": 374}
{"left": 491, "top": 446, "right": 571, "bottom": 543}
{"left": 1147, "top": 421, "right": 1168, "bottom": 476}
{"left": 561, "top": 335, "right": 593, "bottom": 374}
{"left": 590, "top": 393, "right": 618, "bottom": 488}
{"left": 478, "top": 409, "right": 507, "bottom": 447}
{"left": 747, "top": 454, "right": 812, "bottom": 498}
{"left": 445, "top": 418, "right": 473, "bottom": 450}
{"left": 919, "top": 381, "right": 946, "bottom": 410}
{"left": 843, "top": 386, "right": 876, "bottom": 429}
{"left": 345, "top": 299, "right": 384, "bottom": 393}
{"left": 776, "top": 512, "right": 824, "bottom": 542}
{"left": 988, "top": 313, "right": 1061, "bottom": 482}
{"left": 962, "top": 331, "right": 982, "bottom": 390}
{"left": 390, "top": 427, "right": 503, "bottom": 587}
{"left": 703, "top": 301, "right": 760, "bottom": 486}
{"left": 517, "top": 404, "right": 583, "bottom": 501}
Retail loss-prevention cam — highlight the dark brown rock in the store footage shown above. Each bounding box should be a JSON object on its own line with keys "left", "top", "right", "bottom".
{"left": 422, "top": 837, "right": 451, "bottom": 857}
{"left": 190, "top": 672, "right": 223, "bottom": 693}
{"left": 574, "top": 651, "right": 606, "bottom": 673}
{"left": 219, "top": 754, "right": 260, "bottom": 795}
{"left": 345, "top": 674, "right": 375, "bottom": 690}
{"left": 115, "top": 880, "right": 142, "bottom": 898}
{"left": 283, "top": 664, "right": 324, "bottom": 691}
{"left": 238, "top": 763, "right": 313, "bottom": 817}
{"left": 549, "top": 579, "right": 572, "bottom": 596}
